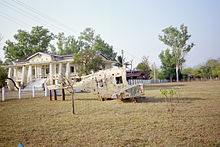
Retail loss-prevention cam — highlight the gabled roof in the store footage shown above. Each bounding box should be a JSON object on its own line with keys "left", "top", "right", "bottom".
{"left": 95, "top": 52, "right": 109, "bottom": 60}
{"left": 26, "top": 52, "right": 64, "bottom": 60}
{"left": 15, "top": 52, "right": 114, "bottom": 63}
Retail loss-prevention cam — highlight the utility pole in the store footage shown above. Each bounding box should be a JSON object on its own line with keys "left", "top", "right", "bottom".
{"left": 131, "top": 59, "right": 133, "bottom": 73}
{"left": 121, "top": 49, "right": 124, "bottom": 66}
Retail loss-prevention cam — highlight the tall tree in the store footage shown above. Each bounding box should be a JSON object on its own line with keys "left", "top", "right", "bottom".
{"left": 54, "top": 33, "right": 80, "bottom": 55}
{"left": 93, "top": 37, "right": 117, "bottom": 61}
{"left": 78, "top": 27, "right": 96, "bottom": 49}
{"left": 52, "top": 28, "right": 117, "bottom": 60}
{"left": 73, "top": 48, "right": 105, "bottom": 76}
{"left": 159, "top": 24, "right": 195, "bottom": 82}
{"left": 136, "top": 56, "right": 151, "bottom": 79}
{"left": 3, "top": 26, "right": 54, "bottom": 63}
{"left": 159, "top": 49, "right": 176, "bottom": 82}
{"left": 78, "top": 27, "right": 117, "bottom": 60}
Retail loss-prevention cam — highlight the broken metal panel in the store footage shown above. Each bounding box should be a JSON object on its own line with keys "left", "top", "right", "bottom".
{"left": 111, "top": 84, "right": 144, "bottom": 99}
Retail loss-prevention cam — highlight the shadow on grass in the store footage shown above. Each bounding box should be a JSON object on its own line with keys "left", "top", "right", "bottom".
{"left": 136, "top": 97, "right": 204, "bottom": 103}
{"left": 144, "top": 84, "right": 184, "bottom": 90}
{"left": 52, "top": 98, "right": 98, "bottom": 101}
{"left": 0, "top": 96, "right": 44, "bottom": 102}
{"left": 75, "top": 98, "right": 97, "bottom": 101}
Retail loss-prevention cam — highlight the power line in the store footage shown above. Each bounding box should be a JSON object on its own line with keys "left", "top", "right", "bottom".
{"left": 0, "top": 1, "right": 44, "bottom": 26}
{"left": 12, "top": 0, "right": 78, "bottom": 34}
{"left": 0, "top": 11, "right": 31, "bottom": 27}
{"left": 0, "top": 0, "right": 66, "bottom": 33}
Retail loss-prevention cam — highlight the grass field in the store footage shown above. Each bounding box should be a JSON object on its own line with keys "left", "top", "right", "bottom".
{"left": 0, "top": 81, "right": 220, "bottom": 146}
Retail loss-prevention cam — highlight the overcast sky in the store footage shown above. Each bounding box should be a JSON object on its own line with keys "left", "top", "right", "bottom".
{"left": 0, "top": 0, "right": 220, "bottom": 68}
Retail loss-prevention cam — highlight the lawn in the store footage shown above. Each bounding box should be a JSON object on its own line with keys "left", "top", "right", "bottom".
{"left": 0, "top": 81, "right": 220, "bottom": 146}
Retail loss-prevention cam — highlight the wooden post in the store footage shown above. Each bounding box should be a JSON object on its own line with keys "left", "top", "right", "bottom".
{"left": 71, "top": 92, "right": 75, "bottom": 114}
{"left": 45, "top": 86, "right": 48, "bottom": 96}
{"left": 32, "top": 86, "right": 35, "bottom": 98}
{"left": 53, "top": 90, "right": 57, "bottom": 100}
{"left": 49, "top": 90, "right": 52, "bottom": 101}
{"left": 62, "top": 89, "right": 65, "bottom": 101}
{"left": 2, "top": 87, "right": 5, "bottom": 101}
{"left": 19, "top": 87, "right": 21, "bottom": 100}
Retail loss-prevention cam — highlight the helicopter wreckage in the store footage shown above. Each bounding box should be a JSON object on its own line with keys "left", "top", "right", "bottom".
{"left": 46, "top": 66, "right": 144, "bottom": 101}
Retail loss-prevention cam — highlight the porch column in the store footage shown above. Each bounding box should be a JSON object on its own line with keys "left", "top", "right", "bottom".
{"left": 35, "top": 66, "right": 37, "bottom": 79}
{"left": 74, "top": 65, "right": 77, "bottom": 74}
{"left": 54, "top": 63, "right": 58, "bottom": 84}
{"left": 54, "top": 63, "right": 57, "bottom": 77}
{"left": 13, "top": 67, "right": 17, "bottom": 80}
{"left": 8, "top": 67, "right": 12, "bottom": 78}
{"left": 49, "top": 63, "right": 53, "bottom": 85}
{"left": 27, "top": 65, "right": 32, "bottom": 83}
{"left": 59, "top": 63, "right": 63, "bottom": 75}
{"left": 66, "top": 62, "right": 70, "bottom": 79}
{"left": 39, "top": 66, "right": 42, "bottom": 77}
{"left": 21, "top": 65, "right": 26, "bottom": 86}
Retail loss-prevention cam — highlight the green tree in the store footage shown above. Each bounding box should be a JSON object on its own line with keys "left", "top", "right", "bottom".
{"left": 159, "top": 49, "right": 176, "bottom": 82}
{"left": 114, "top": 55, "right": 129, "bottom": 67}
{"left": 52, "top": 28, "right": 117, "bottom": 60}
{"left": 192, "top": 68, "right": 202, "bottom": 79}
{"left": 73, "top": 48, "right": 105, "bottom": 76}
{"left": 136, "top": 56, "right": 151, "bottom": 79}
{"left": 79, "top": 28, "right": 117, "bottom": 60}
{"left": 78, "top": 27, "right": 96, "bottom": 49}
{"left": 159, "top": 24, "right": 195, "bottom": 82}
{"left": 54, "top": 33, "right": 80, "bottom": 55}
{"left": 182, "top": 67, "right": 193, "bottom": 79}
{"left": 114, "top": 56, "right": 123, "bottom": 67}
{"left": 93, "top": 37, "right": 117, "bottom": 61}
{"left": 157, "top": 70, "right": 165, "bottom": 80}
{"left": 200, "top": 65, "right": 210, "bottom": 79}
{"left": 0, "top": 62, "right": 7, "bottom": 88}
{"left": 3, "top": 26, "right": 54, "bottom": 63}
{"left": 72, "top": 27, "right": 116, "bottom": 76}
{"left": 206, "top": 59, "right": 219, "bottom": 79}
{"left": 216, "top": 66, "right": 220, "bottom": 78}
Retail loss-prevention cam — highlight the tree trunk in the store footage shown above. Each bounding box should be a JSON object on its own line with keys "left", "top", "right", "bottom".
{"left": 170, "top": 73, "right": 173, "bottom": 82}
{"left": 176, "top": 65, "right": 179, "bottom": 82}
{"left": 71, "top": 91, "right": 75, "bottom": 114}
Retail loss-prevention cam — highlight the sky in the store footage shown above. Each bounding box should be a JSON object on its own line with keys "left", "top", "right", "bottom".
{"left": 0, "top": 0, "right": 220, "bottom": 69}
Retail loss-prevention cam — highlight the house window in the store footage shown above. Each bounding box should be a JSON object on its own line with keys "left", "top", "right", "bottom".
{"left": 116, "top": 76, "right": 123, "bottom": 84}
{"left": 70, "top": 66, "right": 74, "bottom": 73}
{"left": 32, "top": 69, "right": 35, "bottom": 76}
{"left": 46, "top": 68, "right": 49, "bottom": 74}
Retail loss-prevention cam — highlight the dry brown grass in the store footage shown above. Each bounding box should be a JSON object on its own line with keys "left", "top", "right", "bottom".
{"left": 0, "top": 81, "right": 220, "bottom": 146}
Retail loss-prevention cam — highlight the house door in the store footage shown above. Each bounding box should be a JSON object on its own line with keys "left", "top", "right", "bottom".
{"left": 41, "top": 68, "right": 45, "bottom": 78}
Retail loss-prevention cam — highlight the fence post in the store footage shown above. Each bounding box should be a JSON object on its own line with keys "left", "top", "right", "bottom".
{"left": 45, "top": 87, "right": 48, "bottom": 96}
{"left": 19, "top": 87, "right": 21, "bottom": 100}
{"left": 32, "top": 86, "right": 35, "bottom": 98}
{"left": 2, "top": 87, "right": 5, "bottom": 101}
